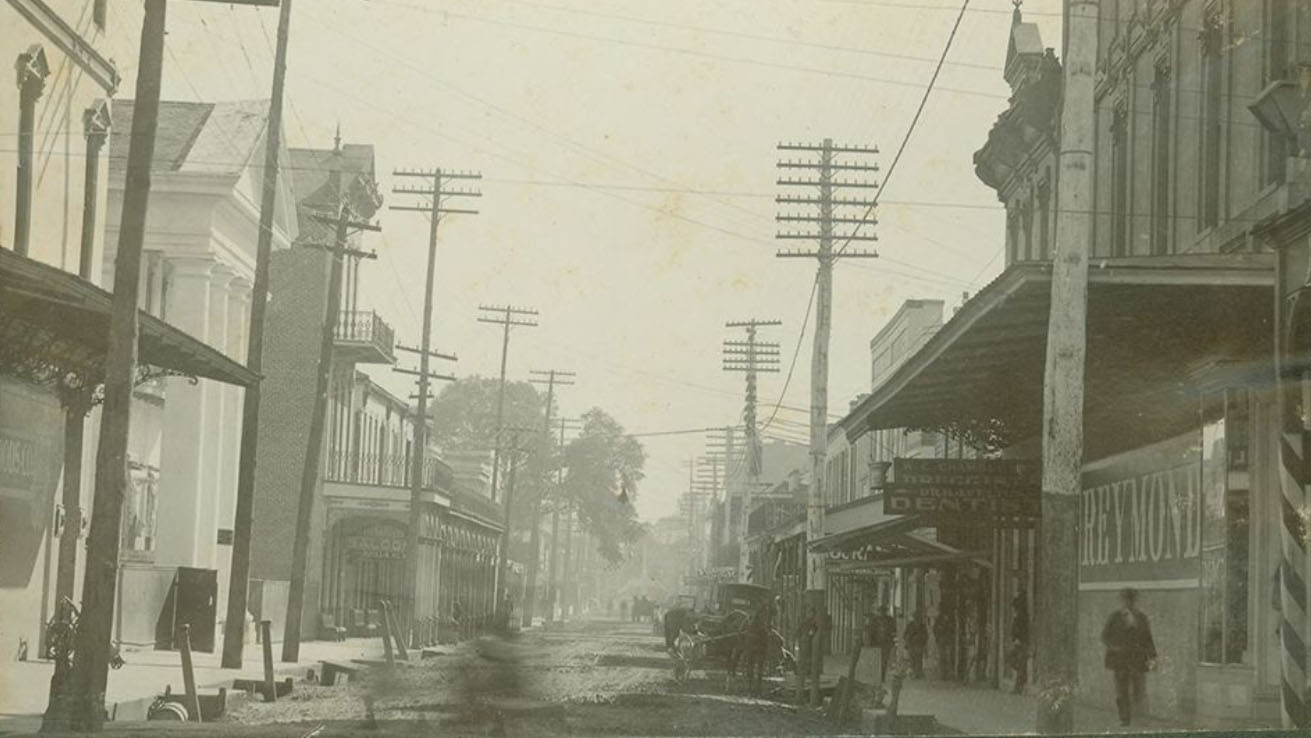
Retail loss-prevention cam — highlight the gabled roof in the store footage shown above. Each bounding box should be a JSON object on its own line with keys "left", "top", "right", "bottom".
{"left": 286, "top": 144, "right": 380, "bottom": 244}
{"left": 110, "top": 99, "right": 271, "bottom": 178}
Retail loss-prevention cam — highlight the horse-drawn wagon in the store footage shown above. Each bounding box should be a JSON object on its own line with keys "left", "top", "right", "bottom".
{"left": 664, "top": 583, "right": 796, "bottom": 693}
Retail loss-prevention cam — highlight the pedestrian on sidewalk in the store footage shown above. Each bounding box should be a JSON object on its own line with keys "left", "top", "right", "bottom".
{"left": 794, "top": 604, "right": 820, "bottom": 703}
{"left": 1007, "top": 589, "right": 1029, "bottom": 694}
{"left": 1101, "top": 587, "right": 1157, "bottom": 727}
{"left": 870, "top": 605, "right": 896, "bottom": 682}
{"left": 904, "top": 612, "right": 928, "bottom": 679}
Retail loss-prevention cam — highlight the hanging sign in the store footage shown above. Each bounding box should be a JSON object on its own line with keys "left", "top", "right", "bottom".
{"left": 883, "top": 458, "right": 1041, "bottom": 519}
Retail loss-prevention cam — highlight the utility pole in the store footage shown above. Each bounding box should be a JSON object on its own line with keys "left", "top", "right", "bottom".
{"left": 390, "top": 166, "right": 480, "bottom": 645}
{"left": 776, "top": 138, "right": 879, "bottom": 706}
{"left": 493, "top": 425, "right": 536, "bottom": 627}
{"left": 41, "top": 3, "right": 166, "bottom": 730}
{"left": 224, "top": 0, "right": 295, "bottom": 671}
{"left": 1035, "top": 1, "right": 1098, "bottom": 733}
{"left": 523, "top": 370, "right": 575, "bottom": 626}
{"left": 477, "top": 305, "right": 538, "bottom": 612}
{"left": 545, "top": 416, "right": 581, "bottom": 622}
{"left": 723, "top": 320, "right": 781, "bottom": 581}
{"left": 283, "top": 147, "right": 380, "bottom": 663}
{"left": 705, "top": 426, "right": 742, "bottom": 566}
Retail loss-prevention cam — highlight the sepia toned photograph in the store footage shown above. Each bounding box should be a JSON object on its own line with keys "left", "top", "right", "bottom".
{"left": 0, "top": 0, "right": 1307, "bottom": 736}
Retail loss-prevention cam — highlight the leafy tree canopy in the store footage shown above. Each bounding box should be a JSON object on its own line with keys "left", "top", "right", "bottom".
{"left": 560, "top": 407, "right": 647, "bottom": 563}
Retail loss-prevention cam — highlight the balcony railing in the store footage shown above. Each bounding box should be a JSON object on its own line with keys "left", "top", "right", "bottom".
{"left": 334, "top": 310, "right": 395, "bottom": 364}
{"left": 325, "top": 450, "right": 454, "bottom": 492}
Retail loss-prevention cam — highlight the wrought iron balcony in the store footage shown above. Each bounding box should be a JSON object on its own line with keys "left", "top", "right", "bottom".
{"left": 334, "top": 310, "right": 395, "bottom": 365}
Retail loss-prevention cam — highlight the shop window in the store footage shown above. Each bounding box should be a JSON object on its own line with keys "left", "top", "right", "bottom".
{"left": 120, "top": 462, "right": 158, "bottom": 560}
{"left": 1198, "top": 389, "right": 1250, "bottom": 665}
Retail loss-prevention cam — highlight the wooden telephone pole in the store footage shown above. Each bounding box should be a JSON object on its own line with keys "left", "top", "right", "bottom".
{"left": 1035, "top": 0, "right": 1098, "bottom": 733}
{"left": 545, "top": 416, "right": 581, "bottom": 622}
{"left": 224, "top": 0, "right": 295, "bottom": 671}
{"left": 523, "top": 369, "right": 575, "bottom": 626}
{"left": 723, "top": 320, "right": 781, "bottom": 581}
{"left": 283, "top": 148, "right": 380, "bottom": 664}
{"left": 776, "top": 138, "right": 879, "bottom": 706}
{"left": 390, "top": 166, "right": 480, "bottom": 644}
{"left": 477, "top": 305, "right": 538, "bottom": 616}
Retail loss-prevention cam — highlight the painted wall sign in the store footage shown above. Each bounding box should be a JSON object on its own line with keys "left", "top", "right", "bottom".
{"left": 345, "top": 533, "right": 407, "bottom": 560}
{"left": 884, "top": 458, "right": 1041, "bottom": 518}
{"left": 1079, "top": 432, "right": 1202, "bottom": 588}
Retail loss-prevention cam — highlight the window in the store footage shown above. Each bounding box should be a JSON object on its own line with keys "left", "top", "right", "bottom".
{"left": 1199, "top": 389, "right": 1250, "bottom": 665}
{"left": 121, "top": 463, "right": 159, "bottom": 560}
{"left": 1264, "top": 0, "right": 1290, "bottom": 186}
{"left": 1110, "top": 106, "right": 1130, "bottom": 256}
{"left": 1151, "top": 62, "right": 1173, "bottom": 254}
{"left": 1200, "top": 9, "right": 1224, "bottom": 230}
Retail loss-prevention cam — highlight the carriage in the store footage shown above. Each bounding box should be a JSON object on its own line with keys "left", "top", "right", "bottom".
{"left": 666, "top": 583, "right": 796, "bottom": 688}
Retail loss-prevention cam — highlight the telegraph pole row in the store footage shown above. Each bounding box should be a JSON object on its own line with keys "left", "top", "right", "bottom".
{"left": 494, "top": 424, "right": 537, "bottom": 627}
{"left": 546, "top": 416, "right": 583, "bottom": 622}
{"left": 723, "top": 319, "right": 781, "bottom": 582}
{"left": 284, "top": 158, "right": 381, "bottom": 664}
{"left": 776, "top": 138, "right": 878, "bottom": 706}
{"left": 390, "top": 165, "right": 481, "bottom": 645}
{"left": 523, "top": 370, "right": 575, "bottom": 626}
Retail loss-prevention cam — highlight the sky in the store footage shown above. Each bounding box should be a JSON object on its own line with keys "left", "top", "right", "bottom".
{"left": 101, "top": 0, "right": 1064, "bottom": 523}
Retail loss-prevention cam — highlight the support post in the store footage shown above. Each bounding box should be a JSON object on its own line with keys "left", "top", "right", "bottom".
{"left": 179, "top": 625, "right": 201, "bottom": 723}
{"left": 259, "top": 621, "right": 275, "bottom": 703}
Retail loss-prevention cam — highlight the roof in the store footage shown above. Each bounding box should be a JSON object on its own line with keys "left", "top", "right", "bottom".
{"left": 286, "top": 145, "right": 380, "bottom": 244}
{"left": 0, "top": 249, "right": 258, "bottom": 389}
{"left": 837, "top": 253, "right": 1274, "bottom": 456}
{"left": 110, "top": 99, "right": 271, "bottom": 178}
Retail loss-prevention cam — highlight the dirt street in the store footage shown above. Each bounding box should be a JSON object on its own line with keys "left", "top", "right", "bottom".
{"left": 31, "top": 620, "right": 838, "bottom": 737}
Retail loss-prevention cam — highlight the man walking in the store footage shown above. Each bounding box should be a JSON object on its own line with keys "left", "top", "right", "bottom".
{"left": 904, "top": 612, "right": 928, "bottom": 679}
{"left": 1101, "top": 587, "right": 1157, "bottom": 727}
{"left": 871, "top": 605, "right": 896, "bottom": 682}
{"left": 1008, "top": 589, "right": 1030, "bottom": 694}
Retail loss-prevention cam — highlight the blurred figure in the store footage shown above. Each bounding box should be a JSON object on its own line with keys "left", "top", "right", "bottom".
{"left": 1101, "top": 587, "right": 1157, "bottom": 727}
{"left": 1009, "top": 589, "right": 1030, "bottom": 694}
{"left": 904, "top": 612, "right": 928, "bottom": 679}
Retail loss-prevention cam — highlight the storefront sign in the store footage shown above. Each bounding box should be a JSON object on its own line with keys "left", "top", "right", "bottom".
{"left": 884, "top": 458, "right": 1040, "bottom": 519}
{"left": 1079, "top": 433, "right": 1201, "bottom": 588}
{"left": 0, "top": 430, "right": 38, "bottom": 496}
{"left": 344, "top": 533, "right": 407, "bottom": 559}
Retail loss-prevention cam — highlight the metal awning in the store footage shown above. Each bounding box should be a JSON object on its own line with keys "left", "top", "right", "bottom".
{"left": 837, "top": 254, "right": 1274, "bottom": 457}
{"left": 0, "top": 248, "right": 258, "bottom": 395}
{"left": 814, "top": 518, "right": 991, "bottom": 571}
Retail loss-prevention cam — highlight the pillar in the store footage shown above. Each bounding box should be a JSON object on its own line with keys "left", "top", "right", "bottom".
{"left": 155, "top": 257, "right": 213, "bottom": 568}
{"left": 215, "top": 276, "right": 250, "bottom": 622}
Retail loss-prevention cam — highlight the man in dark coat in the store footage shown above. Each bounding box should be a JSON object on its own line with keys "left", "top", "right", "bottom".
{"left": 1008, "top": 590, "right": 1030, "bottom": 694}
{"left": 905, "top": 612, "right": 928, "bottom": 679}
{"left": 1101, "top": 587, "right": 1157, "bottom": 726}
{"left": 870, "top": 605, "right": 896, "bottom": 681}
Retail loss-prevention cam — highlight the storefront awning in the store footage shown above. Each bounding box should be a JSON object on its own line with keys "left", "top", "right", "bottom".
{"left": 0, "top": 248, "right": 258, "bottom": 394}
{"left": 838, "top": 254, "right": 1273, "bottom": 458}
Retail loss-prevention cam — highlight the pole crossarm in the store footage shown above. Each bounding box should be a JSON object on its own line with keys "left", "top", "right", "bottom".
{"left": 393, "top": 366, "right": 457, "bottom": 381}
{"left": 776, "top": 196, "right": 876, "bottom": 207}
{"left": 776, "top": 249, "right": 878, "bottom": 258}
{"left": 777, "top": 232, "right": 878, "bottom": 241}
{"left": 389, "top": 205, "right": 481, "bottom": 216}
{"left": 777, "top": 178, "right": 880, "bottom": 189}
{"left": 396, "top": 344, "right": 457, "bottom": 361}
{"left": 777, "top": 214, "right": 880, "bottom": 225}
{"left": 778, "top": 142, "right": 879, "bottom": 154}
{"left": 301, "top": 242, "right": 377, "bottom": 260}
{"left": 391, "top": 186, "right": 482, "bottom": 198}
{"left": 393, "top": 168, "right": 483, "bottom": 180}
{"left": 308, "top": 212, "right": 381, "bottom": 232}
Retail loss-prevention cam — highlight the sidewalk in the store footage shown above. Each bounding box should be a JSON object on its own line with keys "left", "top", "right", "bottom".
{"left": 0, "top": 636, "right": 383, "bottom": 730}
{"left": 819, "top": 653, "right": 1193, "bottom": 735}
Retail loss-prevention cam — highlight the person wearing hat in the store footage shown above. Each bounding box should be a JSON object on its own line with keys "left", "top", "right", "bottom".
{"left": 1100, "top": 587, "right": 1157, "bottom": 726}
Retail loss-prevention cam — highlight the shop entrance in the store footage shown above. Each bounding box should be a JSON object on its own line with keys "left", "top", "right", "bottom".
{"left": 324, "top": 517, "right": 407, "bottom": 630}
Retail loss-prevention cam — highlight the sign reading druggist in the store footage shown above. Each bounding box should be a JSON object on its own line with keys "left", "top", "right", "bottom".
{"left": 884, "top": 458, "right": 1041, "bottom": 518}
{"left": 1079, "top": 432, "right": 1202, "bottom": 588}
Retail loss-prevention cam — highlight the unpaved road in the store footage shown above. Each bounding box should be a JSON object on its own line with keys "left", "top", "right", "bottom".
{"left": 25, "top": 620, "right": 833, "bottom": 737}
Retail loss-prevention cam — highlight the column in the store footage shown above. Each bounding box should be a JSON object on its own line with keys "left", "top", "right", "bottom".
{"left": 215, "top": 276, "right": 250, "bottom": 622}
{"left": 199, "top": 267, "right": 233, "bottom": 572}
{"left": 156, "top": 257, "right": 213, "bottom": 568}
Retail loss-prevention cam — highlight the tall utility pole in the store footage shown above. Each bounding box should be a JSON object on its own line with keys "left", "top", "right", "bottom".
{"left": 390, "top": 166, "right": 480, "bottom": 645}
{"left": 545, "top": 416, "right": 581, "bottom": 622}
{"left": 477, "top": 305, "right": 538, "bottom": 612}
{"left": 723, "top": 319, "right": 781, "bottom": 581}
{"left": 42, "top": 3, "right": 166, "bottom": 731}
{"left": 495, "top": 425, "right": 533, "bottom": 626}
{"left": 705, "top": 426, "right": 742, "bottom": 565}
{"left": 283, "top": 149, "right": 380, "bottom": 663}
{"left": 224, "top": 0, "right": 295, "bottom": 671}
{"left": 1035, "top": 1, "right": 1098, "bottom": 733}
{"left": 776, "top": 138, "right": 878, "bottom": 706}
{"left": 523, "top": 370, "right": 575, "bottom": 626}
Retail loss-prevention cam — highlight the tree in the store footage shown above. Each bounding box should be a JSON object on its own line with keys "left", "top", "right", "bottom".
{"left": 560, "top": 407, "right": 646, "bottom": 562}
{"left": 428, "top": 376, "right": 545, "bottom": 455}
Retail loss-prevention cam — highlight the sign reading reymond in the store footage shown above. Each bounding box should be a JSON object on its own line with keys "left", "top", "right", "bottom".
{"left": 1079, "top": 432, "right": 1201, "bottom": 586}
{"left": 883, "top": 458, "right": 1041, "bottom": 518}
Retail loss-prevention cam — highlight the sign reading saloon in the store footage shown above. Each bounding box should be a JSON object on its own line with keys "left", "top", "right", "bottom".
{"left": 1079, "top": 433, "right": 1201, "bottom": 587}
{"left": 884, "top": 458, "right": 1041, "bottom": 518}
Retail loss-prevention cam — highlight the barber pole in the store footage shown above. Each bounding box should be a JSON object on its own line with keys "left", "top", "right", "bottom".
{"left": 1278, "top": 287, "right": 1311, "bottom": 730}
